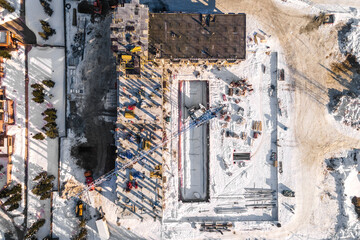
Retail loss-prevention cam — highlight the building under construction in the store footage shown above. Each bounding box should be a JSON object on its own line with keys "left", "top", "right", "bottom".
{"left": 111, "top": 0, "right": 247, "bottom": 217}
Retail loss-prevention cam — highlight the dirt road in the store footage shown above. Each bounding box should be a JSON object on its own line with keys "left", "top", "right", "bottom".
{"left": 212, "top": 0, "right": 360, "bottom": 238}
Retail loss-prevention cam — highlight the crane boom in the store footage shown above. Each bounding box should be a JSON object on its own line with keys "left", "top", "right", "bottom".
{"left": 69, "top": 105, "right": 224, "bottom": 200}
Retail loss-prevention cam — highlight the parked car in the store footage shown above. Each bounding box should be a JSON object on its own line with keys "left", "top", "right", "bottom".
{"left": 282, "top": 190, "right": 295, "bottom": 197}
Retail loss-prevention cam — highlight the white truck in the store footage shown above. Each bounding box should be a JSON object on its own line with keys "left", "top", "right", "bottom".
{"left": 96, "top": 218, "right": 110, "bottom": 240}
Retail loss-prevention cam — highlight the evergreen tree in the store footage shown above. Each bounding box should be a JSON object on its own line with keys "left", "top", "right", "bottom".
{"left": 0, "top": 184, "right": 21, "bottom": 198}
{"left": 0, "top": 188, "right": 10, "bottom": 198}
{"left": 39, "top": 32, "right": 48, "bottom": 40}
{"left": 31, "top": 83, "right": 43, "bottom": 90}
{"left": 0, "top": 49, "right": 12, "bottom": 59}
{"left": 44, "top": 115, "right": 56, "bottom": 122}
{"left": 3, "top": 193, "right": 21, "bottom": 206}
{"left": 43, "top": 108, "right": 57, "bottom": 116}
{"left": 73, "top": 228, "right": 87, "bottom": 240}
{"left": 32, "top": 96, "right": 45, "bottom": 103}
{"left": 44, "top": 122, "right": 57, "bottom": 130}
{"left": 32, "top": 89, "right": 44, "bottom": 98}
{"left": 25, "top": 219, "right": 45, "bottom": 239}
{"left": 39, "top": 0, "right": 53, "bottom": 16}
{"left": 46, "top": 128, "right": 59, "bottom": 139}
{"left": 42, "top": 79, "right": 55, "bottom": 88}
{"left": 33, "top": 133, "right": 45, "bottom": 140}
{"left": 7, "top": 203, "right": 19, "bottom": 211}
{"left": 33, "top": 171, "right": 47, "bottom": 181}
{"left": 40, "top": 192, "right": 51, "bottom": 200}
{"left": 0, "top": 0, "right": 14, "bottom": 12}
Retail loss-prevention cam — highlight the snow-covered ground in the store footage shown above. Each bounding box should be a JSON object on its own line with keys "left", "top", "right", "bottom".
{"left": 40, "top": 0, "right": 360, "bottom": 239}
{"left": 0, "top": 46, "right": 26, "bottom": 233}
{"left": 27, "top": 46, "right": 65, "bottom": 238}
{"left": 294, "top": 149, "right": 360, "bottom": 239}
{"left": 25, "top": 0, "right": 65, "bottom": 45}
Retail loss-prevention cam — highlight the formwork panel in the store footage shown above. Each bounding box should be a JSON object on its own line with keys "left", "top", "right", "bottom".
{"left": 149, "top": 13, "right": 246, "bottom": 60}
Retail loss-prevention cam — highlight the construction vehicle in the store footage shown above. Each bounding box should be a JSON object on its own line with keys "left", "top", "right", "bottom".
{"left": 150, "top": 165, "right": 162, "bottom": 179}
{"left": 69, "top": 105, "right": 225, "bottom": 200}
{"left": 93, "top": 0, "right": 102, "bottom": 15}
{"left": 124, "top": 105, "right": 136, "bottom": 119}
{"left": 120, "top": 54, "right": 140, "bottom": 75}
{"left": 270, "top": 152, "right": 277, "bottom": 162}
{"left": 130, "top": 46, "right": 141, "bottom": 53}
{"left": 96, "top": 218, "right": 110, "bottom": 240}
{"left": 282, "top": 190, "right": 295, "bottom": 197}
{"left": 124, "top": 111, "right": 135, "bottom": 119}
{"left": 279, "top": 69, "right": 285, "bottom": 81}
{"left": 125, "top": 180, "right": 138, "bottom": 192}
{"left": 323, "top": 14, "right": 335, "bottom": 24}
{"left": 188, "top": 103, "right": 206, "bottom": 121}
{"left": 76, "top": 200, "right": 84, "bottom": 218}
{"left": 84, "top": 170, "right": 95, "bottom": 191}
{"left": 142, "top": 140, "right": 151, "bottom": 151}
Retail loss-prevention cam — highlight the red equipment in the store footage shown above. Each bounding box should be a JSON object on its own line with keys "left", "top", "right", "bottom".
{"left": 127, "top": 105, "right": 136, "bottom": 111}
{"left": 125, "top": 180, "right": 138, "bottom": 192}
{"left": 84, "top": 171, "right": 95, "bottom": 191}
{"left": 93, "top": 0, "right": 102, "bottom": 14}
{"left": 126, "top": 181, "right": 132, "bottom": 192}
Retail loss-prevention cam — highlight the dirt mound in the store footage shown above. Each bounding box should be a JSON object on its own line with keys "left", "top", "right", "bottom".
{"left": 61, "top": 179, "right": 84, "bottom": 199}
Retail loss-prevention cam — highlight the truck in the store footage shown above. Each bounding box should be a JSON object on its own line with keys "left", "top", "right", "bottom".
{"left": 75, "top": 200, "right": 84, "bottom": 218}
{"left": 84, "top": 171, "right": 95, "bottom": 191}
{"left": 282, "top": 190, "right": 295, "bottom": 197}
{"left": 96, "top": 218, "right": 110, "bottom": 240}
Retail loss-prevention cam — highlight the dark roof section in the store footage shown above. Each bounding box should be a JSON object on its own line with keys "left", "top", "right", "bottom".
{"left": 148, "top": 13, "right": 246, "bottom": 60}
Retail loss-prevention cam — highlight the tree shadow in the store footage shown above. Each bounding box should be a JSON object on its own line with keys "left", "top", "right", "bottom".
{"left": 320, "top": 54, "right": 360, "bottom": 114}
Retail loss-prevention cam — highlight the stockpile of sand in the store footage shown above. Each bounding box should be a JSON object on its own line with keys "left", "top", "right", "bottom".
{"left": 61, "top": 179, "right": 84, "bottom": 199}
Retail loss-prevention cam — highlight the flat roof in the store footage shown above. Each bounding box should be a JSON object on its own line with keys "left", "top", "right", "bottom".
{"left": 148, "top": 13, "right": 246, "bottom": 60}
{"left": 0, "top": 31, "right": 7, "bottom": 44}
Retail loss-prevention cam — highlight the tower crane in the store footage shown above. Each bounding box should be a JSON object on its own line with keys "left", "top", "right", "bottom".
{"left": 69, "top": 104, "right": 224, "bottom": 200}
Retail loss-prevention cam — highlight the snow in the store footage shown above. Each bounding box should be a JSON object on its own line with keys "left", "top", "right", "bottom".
{"left": 339, "top": 18, "right": 360, "bottom": 61}
{"left": 34, "top": 0, "right": 360, "bottom": 239}
{"left": 27, "top": 46, "right": 65, "bottom": 238}
{"left": 325, "top": 15, "right": 360, "bottom": 139}
{"left": 53, "top": 131, "right": 86, "bottom": 240}
{"left": 314, "top": 150, "right": 360, "bottom": 239}
{"left": 0, "top": 46, "right": 26, "bottom": 234}
{"left": 331, "top": 95, "right": 360, "bottom": 130}
{"left": 25, "top": 0, "right": 65, "bottom": 45}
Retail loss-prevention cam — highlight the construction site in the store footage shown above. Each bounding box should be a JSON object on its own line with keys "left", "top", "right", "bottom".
{"left": 0, "top": 0, "right": 359, "bottom": 239}
{"left": 108, "top": 0, "right": 284, "bottom": 228}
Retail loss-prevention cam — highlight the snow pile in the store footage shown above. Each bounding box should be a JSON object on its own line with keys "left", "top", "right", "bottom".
{"left": 332, "top": 95, "right": 360, "bottom": 131}
{"left": 339, "top": 19, "right": 360, "bottom": 62}
{"left": 325, "top": 150, "right": 360, "bottom": 239}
